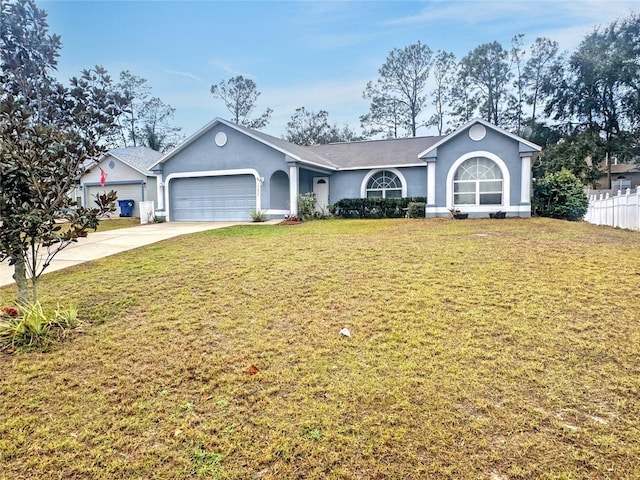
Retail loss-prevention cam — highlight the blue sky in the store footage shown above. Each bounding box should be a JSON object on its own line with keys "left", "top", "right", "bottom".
{"left": 41, "top": 0, "right": 640, "bottom": 139}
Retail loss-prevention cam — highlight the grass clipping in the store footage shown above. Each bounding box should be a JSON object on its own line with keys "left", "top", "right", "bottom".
{"left": 0, "top": 218, "right": 639, "bottom": 479}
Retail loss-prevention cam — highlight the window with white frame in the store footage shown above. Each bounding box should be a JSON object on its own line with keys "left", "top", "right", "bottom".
{"left": 366, "top": 170, "right": 402, "bottom": 198}
{"left": 453, "top": 157, "right": 503, "bottom": 205}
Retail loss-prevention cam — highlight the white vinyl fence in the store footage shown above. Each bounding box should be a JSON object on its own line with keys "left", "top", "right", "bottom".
{"left": 584, "top": 188, "right": 640, "bottom": 231}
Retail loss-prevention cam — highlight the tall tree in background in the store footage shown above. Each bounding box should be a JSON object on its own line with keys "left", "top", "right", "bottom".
{"left": 508, "top": 34, "right": 526, "bottom": 134}
{"left": 363, "top": 41, "right": 433, "bottom": 137}
{"left": 114, "top": 70, "right": 149, "bottom": 147}
{"left": 523, "top": 37, "right": 559, "bottom": 125}
{"left": 210, "top": 75, "right": 272, "bottom": 129}
{"left": 360, "top": 88, "right": 407, "bottom": 138}
{"left": 285, "top": 107, "right": 362, "bottom": 146}
{"left": 446, "top": 64, "right": 477, "bottom": 129}
{"left": 459, "top": 41, "right": 513, "bottom": 126}
{"left": 427, "top": 50, "right": 456, "bottom": 135}
{"left": 0, "top": 0, "right": 121, "bottom": 303}
{"left": 112, "top": 71, "right": 181, "bottom": 152}
{"left": 544, "top": 14, "right": 640, "bottom": 186}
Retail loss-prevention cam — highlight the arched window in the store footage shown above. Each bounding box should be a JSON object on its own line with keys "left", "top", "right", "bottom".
{"left": 366, "top": 170, "right": 403, "bottom": 198}
{"left": 453, "top": 157, "right": 503, "bottom": 205}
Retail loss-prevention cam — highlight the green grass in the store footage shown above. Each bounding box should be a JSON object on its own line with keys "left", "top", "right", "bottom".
{"left": 1, "top": 218, "right": 639, "bottom": 479}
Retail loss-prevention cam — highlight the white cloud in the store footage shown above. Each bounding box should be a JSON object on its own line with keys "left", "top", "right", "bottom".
{"left": 208, "top": 59, "right": 244, "bottom": 76}
{"left": 164, "top": 70, "right": 205, "bottom": 84}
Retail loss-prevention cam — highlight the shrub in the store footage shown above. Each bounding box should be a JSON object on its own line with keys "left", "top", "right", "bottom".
{"left": 0, "top": 302, "right": 80, "bottom": 352}
{"left": 332, "top": 197, "right": 426, "bottom": 219}
{"left": 297, "top": 193, "right": 316, "bottom": 220}
{"left": 533, "top": 168, "right": 589, "bottom": 221}
{"left": 407, "top": 202, "right": 426, "bottom": 218}
{"left": 250, "top": 210, "right": 266, "bottom": 222}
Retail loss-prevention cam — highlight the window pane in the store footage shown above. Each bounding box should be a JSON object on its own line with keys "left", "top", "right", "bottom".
{"left": 386, "top": 189, "right": 402, "bottom": 198}
{"left": 454, "top": 193, "right": 476, "bottom": 205}
{"left": 367, "top": 190, "right": 383, "bottom": 198}
{"left": 479, "top": 193, "right": 502, "bottom": 205}
{"left": 454, "top": 181, "right": 476, "bottom": 193}
{"left": 479, "top": 180, "right": 503, "bottom": 192}
{"left": 367, "top": 170, "right": 400, "bottom": 190}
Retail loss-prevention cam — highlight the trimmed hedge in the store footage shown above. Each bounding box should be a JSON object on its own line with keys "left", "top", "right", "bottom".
{"left": 330, "top": 197, "right": 427, "bottom": 219}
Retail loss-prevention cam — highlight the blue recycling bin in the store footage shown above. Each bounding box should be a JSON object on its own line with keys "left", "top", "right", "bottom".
{"left": 118, "top": 199, "right": 134, "bottom": 217}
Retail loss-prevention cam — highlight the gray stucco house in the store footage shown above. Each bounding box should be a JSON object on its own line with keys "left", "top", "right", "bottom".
{"left": 148, "top": 117, "right": 541, "bottom": 221}
{"left": 79, "top": 146, "right": 162, "bottom": 217}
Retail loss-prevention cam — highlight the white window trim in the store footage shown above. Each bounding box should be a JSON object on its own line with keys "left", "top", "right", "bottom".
{"left": 360, "top": 168, "right": 408, "bottom": 198}
{"left": 446, "top": 151, "right": 510, "bottom": 210}
{"left": 164, "top": 168, "right": 261, "bottom": 222}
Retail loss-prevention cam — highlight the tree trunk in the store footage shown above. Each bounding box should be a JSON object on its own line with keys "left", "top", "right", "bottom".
{"left": 13, "top": 257, "right": 30, "bottom": 304}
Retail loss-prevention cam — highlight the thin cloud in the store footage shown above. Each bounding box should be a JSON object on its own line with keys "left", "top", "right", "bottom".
{"left": 164, "top": 70, "right": 204, "bottom": 84}
{"left": 208, "top": 59, "right": 244, "bottom": 76}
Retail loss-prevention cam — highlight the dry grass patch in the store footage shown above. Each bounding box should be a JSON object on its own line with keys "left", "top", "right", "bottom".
{"left": 1, "top": 218, "right": 639, "bottom": 479}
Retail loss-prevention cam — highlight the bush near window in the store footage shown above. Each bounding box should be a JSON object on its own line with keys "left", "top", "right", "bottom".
{"left": 533, "top": 168, "right": 589, "bottom": 221}
{"left": 331, "top": 197, "right": 426, "bottom": 219}
{"left": 407, "top": 202, "right": 426, "bottom": 218}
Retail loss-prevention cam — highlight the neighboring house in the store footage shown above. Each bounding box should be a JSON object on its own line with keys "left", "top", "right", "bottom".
{"left": 594, "top": 163, "right": 640, "bottom": 191}
{"left": 148, "top": 117, "right": 541, "bottom": 221}
{"left": 79, "top": 146, "right": 163, "bottom": 217}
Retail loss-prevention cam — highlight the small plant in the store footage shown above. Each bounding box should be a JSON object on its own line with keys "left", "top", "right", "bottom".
{"left": 180, "top": 401, "right": 195, "bottom": 411}
{"left": 281, "top": 214, "right": 302, "bottom": 225}
{"left": 191, "top": 443, "right": 225, "bottom": 477}
{"left": 152, "top": 215, "right": 166, "bottom": 223}
{"left": 305, "top": 427, "right": 323, "bottom": 441}
{"left": 0, "top": 302, "right": 81, "bottom": 352}
{"left": 250, "top": 210, "right": 266, "bottom": 222}
{"left": 489, "top": 210, "right": 506, "bottom": 219}
{"left": 449, "top": 208, "right": 468, "bottom": 219}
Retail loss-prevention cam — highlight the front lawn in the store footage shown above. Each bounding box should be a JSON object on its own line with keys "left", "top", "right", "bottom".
{"left": 1, "top": 218, "right": 638, "bottom": 479}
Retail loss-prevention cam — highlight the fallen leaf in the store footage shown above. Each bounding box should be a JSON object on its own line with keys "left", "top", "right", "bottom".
{"left": 244, "top": 364, "right": 259, "bottom": 375}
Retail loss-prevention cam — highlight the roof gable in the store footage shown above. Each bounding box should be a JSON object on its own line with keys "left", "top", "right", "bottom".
{"left": 418, "top": 118, "right": 542, "bottom": 159}
{"left": 105, "top": 146, "right": 163, "bottom": 175}
{"left": 149, "top": 118, "right": 338, "bottom": 171}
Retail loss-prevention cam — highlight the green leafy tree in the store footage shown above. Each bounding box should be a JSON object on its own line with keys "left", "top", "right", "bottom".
{"left": 459, "top": 41, "right": 513, "bottom": 126}
{"left": 363, "top": 41, "right": 433, "bottom": 137}
{"left": 544, "top": 14, "right": 640, "bottom": 186}
{"left": 534, "top": 131, "right": 606, "bottom": 186}
{"left": 210, "top": 75, "right": 272, "bottom": 130}
{"left": 533, "top": 168, "right": 589, "bottom": 221}
{"left": 285, "top": 107, "right": 362, "bottom": 145}
{"left": 0, "top": 0, "right": 121, "bottom": 303}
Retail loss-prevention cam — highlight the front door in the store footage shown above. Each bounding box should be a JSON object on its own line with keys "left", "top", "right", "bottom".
{"left": 313, "top": 177, "right": 329, "bottom": 213}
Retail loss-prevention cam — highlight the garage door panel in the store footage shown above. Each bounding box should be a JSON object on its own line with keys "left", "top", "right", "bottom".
{"left": 170, "top": 175, "right": 256, "bottom": 221}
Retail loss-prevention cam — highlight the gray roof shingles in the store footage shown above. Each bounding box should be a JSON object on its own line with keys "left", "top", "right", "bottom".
{"left": 108, "top": 146, "right": 163, "bottom": 175}
{"left": 232, "top": 121, "right": 443, "bottom": 170}
{"left": 306, "top": 136, "right": 443, "bottom": 169}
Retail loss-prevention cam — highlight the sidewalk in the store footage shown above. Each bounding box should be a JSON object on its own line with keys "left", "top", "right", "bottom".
{"left": 0, "top": 220, "right": 280, "bottom": 287}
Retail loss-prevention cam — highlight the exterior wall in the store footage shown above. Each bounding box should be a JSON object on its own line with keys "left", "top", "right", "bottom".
{"left": 431, "top": 126, "right": 528, "bottom": 217}
{"left": 329, "top": 166, "right": 427, "bottom": 203}
{"left": 79, "top": 155, "right": 157, "bottom": 217}
{"left": 157, "top": 124, "right": 292, "bottom": 216}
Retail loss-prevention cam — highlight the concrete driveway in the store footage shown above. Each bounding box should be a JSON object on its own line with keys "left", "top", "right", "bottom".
{"left": 0, "top": 220, "right": 280, "bottom": 288}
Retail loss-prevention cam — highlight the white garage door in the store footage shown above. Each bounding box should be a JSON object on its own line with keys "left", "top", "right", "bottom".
{"left": 170, "top": 175, "right": 256, "bottom": 221}
{"left": 86, "top": 183, "right": 143, "bottom": 217}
